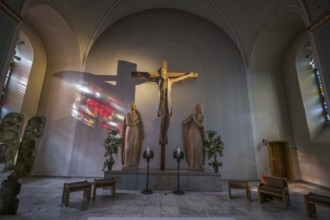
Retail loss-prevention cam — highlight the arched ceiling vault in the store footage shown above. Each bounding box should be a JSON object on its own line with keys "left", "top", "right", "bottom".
{"left": 23, "top": 4, "right": 82, "bottom": 66}
{"left": 22, "top": 0, "right": 307, "bottom": 68}
{"left": 250, "top": 8, "right": 306, "bottom": 71}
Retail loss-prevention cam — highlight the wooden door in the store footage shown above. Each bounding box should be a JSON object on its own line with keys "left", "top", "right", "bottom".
{"left": 268, "top": 142, "right": 287, "bottom": 178}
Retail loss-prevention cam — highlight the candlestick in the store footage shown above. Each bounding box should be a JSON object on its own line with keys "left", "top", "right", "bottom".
{"left": 173, "top": 148, "right": 184, "bottom": 195}
{"left": 141, "top": 149, "right": 154, "bottom": 194}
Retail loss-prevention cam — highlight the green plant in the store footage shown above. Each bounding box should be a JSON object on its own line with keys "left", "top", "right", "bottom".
{"left": 102, "top": 129, "right": 122, "bottom": 171}
{"left": 203, "top": 130, "right": 224, "bottom": 173}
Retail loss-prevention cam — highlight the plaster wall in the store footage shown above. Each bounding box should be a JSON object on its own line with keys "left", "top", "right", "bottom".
{"left": 33, "top": 64, "right": 79, "bottom": 176}
{"left": 247, "top": 57, "right": 294, "bottom": 178}
{"left": 19, "top": 25, "right": 47, "bottom": 127}
{"left": 33, "top": 9, "right": 257, "bottom": 179}
{"left": 247, "top": 12, "right": 302, "bottom": 180}
{"left": 284, "top": 32, "right": 330, "bottom": 187}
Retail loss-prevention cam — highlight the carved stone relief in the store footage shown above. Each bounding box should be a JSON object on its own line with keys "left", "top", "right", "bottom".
{"left": 0, "top": 113, "right": 24, "bottom": 171}
{"left": 0, "top": 114, "right": 46, "bottom": 215}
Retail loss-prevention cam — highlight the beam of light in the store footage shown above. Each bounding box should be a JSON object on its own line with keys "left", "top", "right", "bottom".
{"left": 72, "top": 82, "right": 125, "bottom": 131}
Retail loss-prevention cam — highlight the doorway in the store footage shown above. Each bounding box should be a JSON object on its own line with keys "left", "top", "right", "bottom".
{"left": 268, "top": 141, "right": 294, "bottom": 181}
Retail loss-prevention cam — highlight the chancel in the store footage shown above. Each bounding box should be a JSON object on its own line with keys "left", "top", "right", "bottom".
{"left": 1, "top": 0, "right": 330, "bottom": 219}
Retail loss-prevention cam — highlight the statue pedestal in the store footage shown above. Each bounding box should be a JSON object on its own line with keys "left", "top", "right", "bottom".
{"left": 104, "top": 169, "right": 222, "bottom": 192}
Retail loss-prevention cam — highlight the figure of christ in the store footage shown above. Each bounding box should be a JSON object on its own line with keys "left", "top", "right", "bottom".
{"left": 132, "top": 60, "right": 198, "bottom": 169}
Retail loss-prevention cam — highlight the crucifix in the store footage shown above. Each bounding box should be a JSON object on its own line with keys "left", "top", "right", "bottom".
{"left": 132, "top": 60, "right": 198, "bottom": 170}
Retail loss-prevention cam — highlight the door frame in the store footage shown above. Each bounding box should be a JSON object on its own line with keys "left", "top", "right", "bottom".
{"left": 268, "top": 140, "right": 295, "bottom": 181}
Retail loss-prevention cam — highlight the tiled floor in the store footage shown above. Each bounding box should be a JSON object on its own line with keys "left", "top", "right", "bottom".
{"left": 2, "top": 176, "right": 330, "bottom": 220}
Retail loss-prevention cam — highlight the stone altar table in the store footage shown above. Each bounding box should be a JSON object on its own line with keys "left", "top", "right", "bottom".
{"left": 104, "top": 169, "right": 222, "bottom": 192}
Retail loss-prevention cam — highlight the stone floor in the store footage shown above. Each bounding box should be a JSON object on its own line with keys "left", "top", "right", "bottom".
{"left": 2, "top": 176, "right": 330, "bottom": 220}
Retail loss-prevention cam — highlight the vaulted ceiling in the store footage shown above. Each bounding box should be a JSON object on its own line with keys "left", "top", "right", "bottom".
{"left": 22, "top": 0, "right": 307, "bottom": 66}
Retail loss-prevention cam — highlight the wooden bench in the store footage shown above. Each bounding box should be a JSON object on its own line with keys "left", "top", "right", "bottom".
{"left": 228, "top": 180, "right": 251, "bottom": 201}
{"left": 61, "top": 180, "right": 92, "bottom": 207}
{"left": 92, "top": 178, "right": 116, "bottom": 200}
{"left": 257, "top": 175, "right": 290, "bottom": 209}
{"left": 304, "top": 192, "right": 330, "bottom": 217}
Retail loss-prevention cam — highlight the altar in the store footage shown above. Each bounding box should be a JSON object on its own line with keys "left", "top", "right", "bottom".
{"left": 104, "top": 169, "right": 222, "bottom": 192}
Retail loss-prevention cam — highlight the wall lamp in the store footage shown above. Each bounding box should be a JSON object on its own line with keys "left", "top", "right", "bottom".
{"left": 262, "top": 138, "right": 268, "bottom": 146}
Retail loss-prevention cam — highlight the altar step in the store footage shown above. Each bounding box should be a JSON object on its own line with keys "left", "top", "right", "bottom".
{"left": 104, "top": 169, "right": 222, "bottom": 192}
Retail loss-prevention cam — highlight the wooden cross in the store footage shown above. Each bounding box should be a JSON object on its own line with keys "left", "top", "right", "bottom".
{"left": 132, "top": 60, "right": 198, "bottom": 170}
{"left": 132, "top": 60, "right": 198, "bottom": 79}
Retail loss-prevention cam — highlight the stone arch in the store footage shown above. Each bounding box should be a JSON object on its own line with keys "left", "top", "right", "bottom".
{"left": 23, "top": 3, "right": 82, "bottom": 67}
{"left": 248, "top": 9, "right": 306, "bottom": 177}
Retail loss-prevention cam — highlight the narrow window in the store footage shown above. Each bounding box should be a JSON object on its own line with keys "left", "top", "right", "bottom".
{"left": 308, "top": 53, "right": 330, "bottom": 121}
{"left": 0, "top": 59, "right": 15, "bottom": 118}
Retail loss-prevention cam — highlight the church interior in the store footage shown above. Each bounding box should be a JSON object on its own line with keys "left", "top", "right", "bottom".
{"left": 1, "top": 0, "right": 330, "bottom": 219}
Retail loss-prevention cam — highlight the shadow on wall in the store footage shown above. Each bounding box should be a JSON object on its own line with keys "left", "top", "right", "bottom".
{"left": 52, "top": 60, "right": 142, "bottom": 132}
{"left": 51, "top": 60, "right": 155, "bottom": 176}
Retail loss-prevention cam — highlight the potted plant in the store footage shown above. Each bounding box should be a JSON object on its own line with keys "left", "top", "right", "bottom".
{"left": 102, "top": 129, "right": 122, "bottom": 171}
{"left": 204, "top": 130, "right": 224, "bottom": 173}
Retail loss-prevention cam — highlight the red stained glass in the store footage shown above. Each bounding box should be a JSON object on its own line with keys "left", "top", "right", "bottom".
{"left": 85, "top": 99, "right": 113, "bottom": 119}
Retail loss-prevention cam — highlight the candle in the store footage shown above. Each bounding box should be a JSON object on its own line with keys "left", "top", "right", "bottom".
{"left": 147, "top": 147, "right": 150, "bottom": 155}
{"left": 178, "top": 147, "right": 180, "bottom": 154}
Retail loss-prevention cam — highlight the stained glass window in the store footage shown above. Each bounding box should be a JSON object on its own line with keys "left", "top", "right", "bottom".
{"left": 0, "top": 61, "right": 15, "bottom": 118}
{"left": 309, "top": 55, "right": 330, "bottom": 121}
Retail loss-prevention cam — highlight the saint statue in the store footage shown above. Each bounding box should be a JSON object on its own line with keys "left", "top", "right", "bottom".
{"left": 182, "top": 103, "right": 206, "bottom": 171}
{"left": 122, "top": 103, "right": 144, "bottom": 169}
